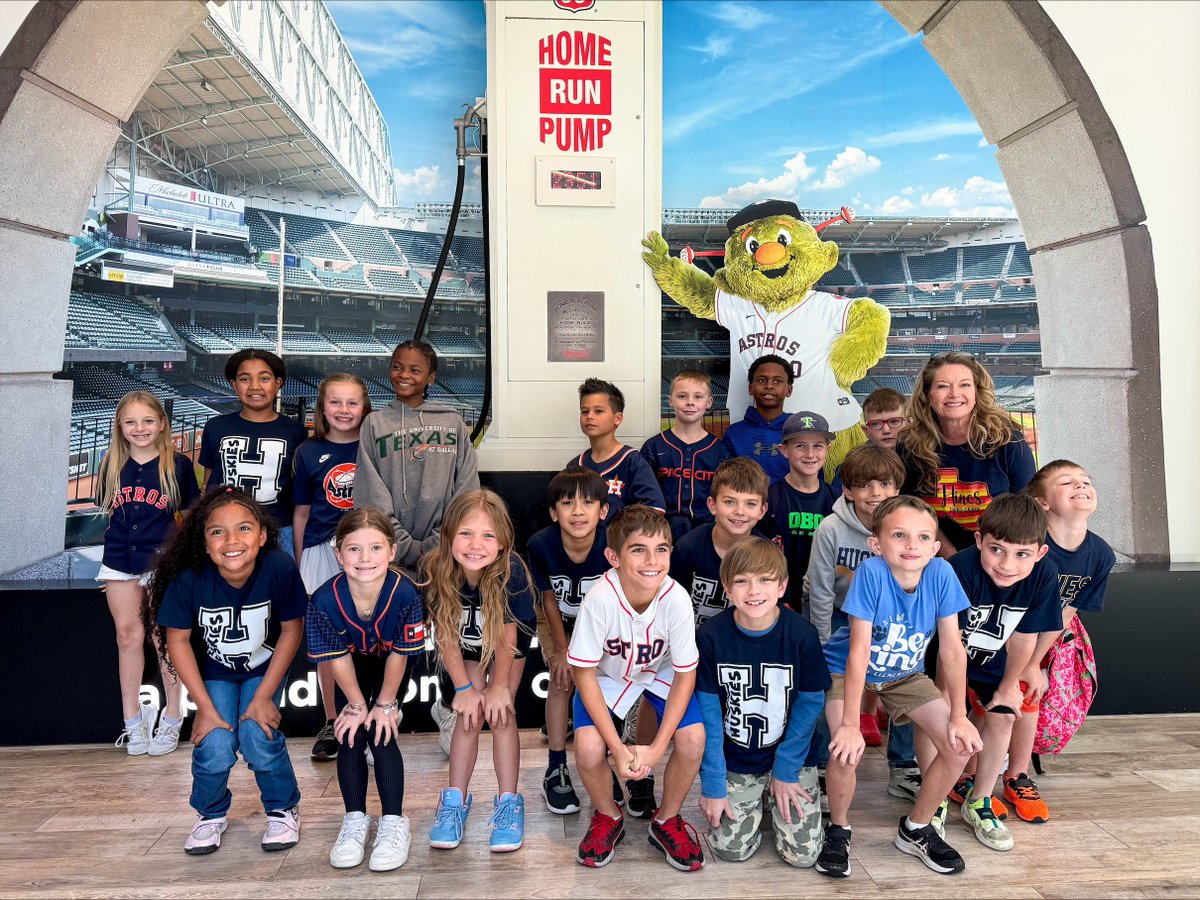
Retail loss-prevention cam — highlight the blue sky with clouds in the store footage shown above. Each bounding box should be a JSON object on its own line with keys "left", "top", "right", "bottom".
{"left": 327, "top": 0, "right": 1013, "bottom": 217}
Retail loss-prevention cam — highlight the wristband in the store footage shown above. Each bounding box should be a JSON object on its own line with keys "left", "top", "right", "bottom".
{"left": 454, "top": 681, "right": 474, "bottom": 693}
{"left": 373, "top": 700, "right": 399, "bottom": 715}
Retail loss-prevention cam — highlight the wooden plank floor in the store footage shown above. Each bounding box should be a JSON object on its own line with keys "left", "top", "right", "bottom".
{"left": 1, "top": 714, "right": 1198, "bottom": 899}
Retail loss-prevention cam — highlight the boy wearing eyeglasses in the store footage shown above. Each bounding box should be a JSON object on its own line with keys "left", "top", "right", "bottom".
{"left": 832, "top": 388, "right": 907, "bottom": 492}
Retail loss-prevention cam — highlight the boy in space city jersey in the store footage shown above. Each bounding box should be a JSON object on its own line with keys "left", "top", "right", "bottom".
{"left": 567, "top": 505, "right": 706, "bottom": 872}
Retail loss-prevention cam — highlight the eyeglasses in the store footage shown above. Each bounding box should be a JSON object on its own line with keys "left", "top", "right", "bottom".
{"left": 865, "top": 417, "right": 906, "bottom": 432}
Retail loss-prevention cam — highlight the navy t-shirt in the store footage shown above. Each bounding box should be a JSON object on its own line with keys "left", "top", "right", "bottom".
{"left": 451, "top": 559, "right": 538, "bottom": 660}
{"left": 566, "top": 446, "right": 666, "bottom": 526}
{"left": 949, "top": 545, "right": 1062, "bottom": 683}
{"left": 899, "top": 432, "right": 1036, "bottom": 550}
{"left": 199, "top": 412, "right": 309, "bottom": 525}
{"left": 157, "top": 550, "right": 307, "bottom": 682}
{"left": 292, "top": 438, "right": 358, "bottom": 546}
{"left": 102, "top": 453, "right": 199, "bottom": 573}
{"left": 669, "top": 523, "right": 768, "bottom": 626}
{"left": 1045, "top": 531, "right": 1116, "bottom": 614}
{"left": 697, "top": 607, "right": 830, "bottom": 776}
{"left": 306, "top": 569, "right": 425, "bottom": 660}
{"left": 766, "top": 479, "right": 837, "bottom": 607}
{"left": 526, "top": 525, "right": 609, "bottom": 625}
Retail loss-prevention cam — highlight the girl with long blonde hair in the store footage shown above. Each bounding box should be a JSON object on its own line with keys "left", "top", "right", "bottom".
{"left": 420, "top": 489, "right": 536, "bottom": 854}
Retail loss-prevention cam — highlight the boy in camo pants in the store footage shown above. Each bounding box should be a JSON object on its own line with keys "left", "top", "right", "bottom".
{"left": 695, "top": 537, "right": 830, "bottom": 865}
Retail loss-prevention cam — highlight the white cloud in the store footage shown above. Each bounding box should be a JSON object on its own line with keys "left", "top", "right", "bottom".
{"left": 918, "top": 176, "right": 1014, "bottom": 216}
{"left": 810, "top": 146, "right": 881, "bottom": 191}
{"left": 900, "top": 186, "right": 916, "bottom": 195}
{"left": 978, "top": 136, "right": 990, "bottom": 148}
{"left": 933, "top": 153, "right": 951, "bottom": 161}
{"left": 701, "top": 2, "right": 771, "bottom": 30}
{"left": 698, "top": 152, "right": 815, "bottom": 208}
{"left": 865, "top": 119, "right": 981, "bottom": 148}
{"left": 963, "top": 175, "right": 1010, "bottom": 201}
{"left": 879, "top": 195, "right": 915, "bottom": 214}
{"left": 920, "top": 186, "right": 959, "bottom": 208}
{"left": 393, "top": 165, "right": 446, "bottom": 198}
{"left": 687, "top": 35, "right": 733, "bottom": 61}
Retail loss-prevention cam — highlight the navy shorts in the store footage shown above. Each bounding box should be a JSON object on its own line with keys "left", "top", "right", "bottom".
{"left": 573, "top": 686, "right": 703, "bottom": 731}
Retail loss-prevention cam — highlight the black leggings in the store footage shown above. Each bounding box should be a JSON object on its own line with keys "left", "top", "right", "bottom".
{"left": 335, "top": 654, "right": 407, "bottom": 817}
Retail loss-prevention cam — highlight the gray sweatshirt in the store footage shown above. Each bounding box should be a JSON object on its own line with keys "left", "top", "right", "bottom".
{"left": 354, "top": 399, "right": 480, "bottom": 567}
{"left": 802, "top": 495, "right": 877, "bottom": 642}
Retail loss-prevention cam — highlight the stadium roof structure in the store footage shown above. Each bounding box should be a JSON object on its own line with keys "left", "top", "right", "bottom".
{"left": 117, "top": 0, "right": 394, "bottom": 207}
{"left": 660, "top": 207, "right": 1020, "bottom": 252}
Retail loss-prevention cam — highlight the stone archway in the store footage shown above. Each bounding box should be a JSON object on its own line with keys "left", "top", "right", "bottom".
{"left": 0, "top": 0, "right": 1168, "bottom": 573}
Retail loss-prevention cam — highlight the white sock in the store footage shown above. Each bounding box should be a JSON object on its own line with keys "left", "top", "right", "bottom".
{"left": 124, "top": 713, "right": 142, "bottom": 728}
{"left": 160, "top": 712, "right": 183, "bottom": 726}
{"left": 905, "top": 817, "right": 928, "bottom": 830}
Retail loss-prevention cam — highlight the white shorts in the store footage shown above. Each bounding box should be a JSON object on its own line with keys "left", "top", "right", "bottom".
{"left": 96, "top": 564, "right": 152, "bottom": 587}
{"left": 299, "top": 539, "right": 342, "bottom": 593}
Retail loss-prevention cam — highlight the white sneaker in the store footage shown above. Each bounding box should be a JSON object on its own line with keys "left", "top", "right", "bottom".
{"left": 148, "top": 714, "right": 182, "bottom": 757}
{"left": 430, "top": 699, "right": 456, "bottom": 757}
{"left": 365, "top": 743, "right": 375, "bottom": 767}
{"left": 262, "top": 807, "right": 300, "bottom": 851}
{"left": 116, "top": 704, "right": 158, "bottom": 756}
{"left": 184, "top": 815, "right": 227, "bottom": 855}
{"left": 329, "top": 811, "right": 370, "bottom": 868}
{"left": 369, "top": 814, "right": 411, "bottom": 871}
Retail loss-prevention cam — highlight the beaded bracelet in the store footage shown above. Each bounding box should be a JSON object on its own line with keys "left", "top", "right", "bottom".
{"left": 373, "top": 700, "right": 399, "bottom": 715}
{"left": 342, "top": 702, "right": 366, "bottom": 715}
{"left": 454, "top": 681, "right": 474, "bottom": 693}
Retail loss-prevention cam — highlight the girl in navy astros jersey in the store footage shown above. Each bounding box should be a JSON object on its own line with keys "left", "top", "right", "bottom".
{"left": 97, "top": 392, "right": 199, "bottom": 756}
{"left": 146, "top": 487, "right": 306, "bottom": 856}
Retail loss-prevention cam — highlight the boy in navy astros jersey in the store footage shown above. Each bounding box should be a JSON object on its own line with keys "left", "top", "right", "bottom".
{"left": 569, "top": 378, "right": 665, "bottom": 526}
{"left": 526, "top": 467, "right": 610, "bottom": 815}
{"left": 767, "top": 411, "right": 837, "bottom": 608}
{"left": 819, "top": 495, "right": 981, "bottom": 878}
{"left": 934, "top": 493, "right": 1061, "bottom": 853}
{"left": 199, "top": 349, "right": 308, "bottom": 553}
{"left": 697, "top": 537, "right": 829, "bottom": 867}
{"left": 568, "top": 505, "right": 706, "bottom": 872}
{"left": 640, "top": 369, "right": 730, "bottom": 540}
{"left": 1002, "top": 459, "right": 1115, "bottom": 823}
{"left": 722, "top": 354, "right": 794, "bottom": 485}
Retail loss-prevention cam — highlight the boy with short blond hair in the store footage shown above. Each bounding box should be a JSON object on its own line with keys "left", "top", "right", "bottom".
{"left": 641, "top": 369, "right": 730, "bottom": 540}
{"left": 569, "top": 378, "right": 665, "bottom": 527}
{"left": 696, "top": 537, "right": 829, "bottom": 867}
{"left": 818, "top": 495, "right": 981, "bottom": 878}
{"left": 1000, "top": 460, "right": 1115, "bottom": 823}
{"left": 568, "top": 505, "right": 706, "bottom": 871}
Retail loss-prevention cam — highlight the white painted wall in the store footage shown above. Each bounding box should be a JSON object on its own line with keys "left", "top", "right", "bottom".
{"left": 1041, "top": 1, "right": 1200, "bottom": 562}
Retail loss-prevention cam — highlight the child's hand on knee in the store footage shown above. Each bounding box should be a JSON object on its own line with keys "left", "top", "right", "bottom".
{"left": 771, "top": 777, "right": 812, "bottom": 825}
{"left": 829, "top": 724, "right": 865, "bottom": 766}
{"left": 191, "top": 707, "right": 233, "bottom": 746}
{"left": 699, "top": 794, "right": 734, "bottom": 828}
{"left": 335, "top": 703, "right": 367, "bottom": 746}
{"left": 367, "top": 702, "right": 400, "bottom": 746}
{"left": 241, "top": 695, "right": 282, "bottom": 739}
{"left": 452, "top": 685, "right": 484, "bottom": 733}
{"left": 947, "top": 715, "right": 983, "bottom": 754}
{"left": 483, "top": 683, "right": 515, "bottom": 729}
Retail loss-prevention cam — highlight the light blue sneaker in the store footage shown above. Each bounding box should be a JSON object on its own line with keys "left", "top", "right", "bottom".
{"left": 488, "top": 792, "right": 525, "bottom": 852}
{"left": 429, "top": 788, "right": 472, "bottom": 849}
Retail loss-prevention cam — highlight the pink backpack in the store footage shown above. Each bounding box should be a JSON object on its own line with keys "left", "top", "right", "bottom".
{"left": 1033, "top": 614, "right": 1098, "bottom": 755}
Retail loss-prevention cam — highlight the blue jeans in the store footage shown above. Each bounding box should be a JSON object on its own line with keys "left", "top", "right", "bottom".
{"left": 190, "top": 677, "right": 300, "bottom": 819}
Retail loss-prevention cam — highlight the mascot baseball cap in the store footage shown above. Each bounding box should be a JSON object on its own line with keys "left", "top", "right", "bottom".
{"left": 782, "top": 411, "right": 835, "bottom": 443}
{"left": 727, "top": 199, "right": 803, "bottom": 235}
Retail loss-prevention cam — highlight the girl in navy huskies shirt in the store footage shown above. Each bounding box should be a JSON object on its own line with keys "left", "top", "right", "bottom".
{"left": 96, "top": 391, "right": 199, "bottom": 756}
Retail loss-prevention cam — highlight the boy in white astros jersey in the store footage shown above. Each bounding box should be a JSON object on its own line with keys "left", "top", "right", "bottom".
{"left": 568, "top": 505, "right": 706, "bottom": 872}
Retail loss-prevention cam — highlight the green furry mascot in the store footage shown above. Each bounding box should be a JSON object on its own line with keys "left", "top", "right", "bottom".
{"left": 643, "top": 199, "right": 890, "bottom": 480}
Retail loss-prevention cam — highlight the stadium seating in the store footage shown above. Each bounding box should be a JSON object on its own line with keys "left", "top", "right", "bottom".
{"left": 450, "top": 234, "right": 485, "bottom": 270}
{"left": 67, "top": 291, "right": 182, "bottom": 352}
{"left": 209, "top": 324, "right": 275, "bottom": 350}
{"left": 1008, "top": 244, "right": 1033, "bottom": 277}
{"left": 434, "top": 279, "right": 469, "bottom": 300}
{"left": 961, "top": 245, "right": 1008, "bottom": 279}
{"left": 868, "top": 288, "right": 911, "bottom": 306}
{"left": 999, "top": 283, "right": 1036, "bottom": 302}
{"left": 849, "top": 252, "right": 906, "bottom": 286}
{"left": 175, "top": 323, "right": 236, "bottom": 352}
{"left": 1006, "top": 340, "right": 1041, "bottom": 353}
{"left": 816, "top": 261, "right": 858, "bottom": 287}
{"left": 427, "top": 331, "right": 485, "bottom": 355}
{"left": 271, "top": 210, "right": 353, "bottom": 261}
{"left": 906, "top": 250, "right": 957, "bottom": 283}
{"left": 962, "top": 341, "right": 1006, "bottom": 353}
{"left": 259, "top": 263, "right": 320, "bottom": 288}
{"left": 389, "top": 229, "right": 445, "bottom": 266}
{"left": 365, "top": 269, "right": 422, "bottom": 297}
{"left": 331, "top": 222, "right": 406, "bottom": 266}
{"left": 324, "top": 330, "right": 390, "bottom": 355}
{"left": 962, "top": 283, "right": 999, "bottom": 302}
{"left": 246, "top": 212, "right": 285, "bottom": 255}
{"left": 662, "top": 339, "right": 714, "bottom": 357}
{"left": 311, "top": 266, "right": 373, "bottom": 293}
{"left": 268, "top": 330, "right": 341, "bottom": 354}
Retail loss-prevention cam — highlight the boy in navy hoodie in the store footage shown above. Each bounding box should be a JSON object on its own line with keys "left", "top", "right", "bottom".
{"left": 722, "top": 354, "right": 794, "bottom": 485}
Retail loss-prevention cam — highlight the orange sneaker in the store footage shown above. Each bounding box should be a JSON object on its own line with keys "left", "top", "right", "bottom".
{"left": 1003, "top": 773, "right": 1050, "bottom": 823}
{"left": 950, "top": 775, "right": 1009, "bottom": 820}
{"left": 860, "top": 712, "right": 883, "bottom": 746}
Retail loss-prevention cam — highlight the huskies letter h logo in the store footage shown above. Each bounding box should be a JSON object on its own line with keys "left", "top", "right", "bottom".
{"left": 717, "top": 663, "right": 793, "bottom": 748}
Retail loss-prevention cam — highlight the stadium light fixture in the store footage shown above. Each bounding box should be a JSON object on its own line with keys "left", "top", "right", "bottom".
{"left": 200, "top": 116, "right": 208, "bottom": 126}
{"left": 201, "top": 79, "right": 213, "bottom": 92}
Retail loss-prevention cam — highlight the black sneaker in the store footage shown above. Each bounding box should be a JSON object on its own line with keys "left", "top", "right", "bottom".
{"left": 542, "top": 762, "right": 581, "bottom": 815}
{"left": 311, "top": 720, "right": 338, "bottom": 760}
{"left": 815, "top": 824, "right": 851, "bottom": 877}
{"left": 611, "top": 769, "right": 625, "bottom": 807}
{"left": 894, "top": 815, "right": 966, "bottom": 874}
{"left": 625, "top": 776, "right": 656, "bottom": 819}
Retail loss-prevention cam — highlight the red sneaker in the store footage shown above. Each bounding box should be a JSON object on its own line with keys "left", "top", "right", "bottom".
{"left": 577, "top": 811, "right": 624, "bottom": 868}
{"left": 860, "top": 712, "right": 883, "bottom": 747}
{"left": 648, "top": 812, "right": 705, "bottom": 871}
{"left": 876, "top": 709, "right": 889, "bottom": 733}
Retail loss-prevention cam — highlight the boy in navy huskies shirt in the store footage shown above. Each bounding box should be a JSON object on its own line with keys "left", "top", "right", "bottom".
{"left": 697, "top": 537, "right": 829, "bottom": 868}
{"left": 199, "top": 349, "right": 308, "bottom": 551}
{"left": 640, "top": 369, "right": 729, "bottom": 540}
{"left": 526, "top": 467, "right": 610, "bottom": 815}
{"left": 568, "top": 377, "right": 664, "bottom": 526}
{"left": 940, "top": 493, "right": 1061, "bottom": 853}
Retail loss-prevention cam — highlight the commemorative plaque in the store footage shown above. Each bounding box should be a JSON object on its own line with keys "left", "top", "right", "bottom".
{"left": 547, "top": 290, "right": 604, "bottom": 361}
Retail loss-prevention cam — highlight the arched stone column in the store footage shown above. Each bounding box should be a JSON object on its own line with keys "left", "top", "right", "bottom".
{"left": 881, "top": 0, "right": 1168, "bottom": 561}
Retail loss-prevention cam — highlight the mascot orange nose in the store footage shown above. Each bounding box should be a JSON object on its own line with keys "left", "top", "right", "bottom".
{"left": 754, "top": 242, "right": 787, "bottom": 266}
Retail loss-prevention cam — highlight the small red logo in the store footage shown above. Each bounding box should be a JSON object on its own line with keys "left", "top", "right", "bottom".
{"left": 554, "top": 0, "right": 595, "bottom": 11}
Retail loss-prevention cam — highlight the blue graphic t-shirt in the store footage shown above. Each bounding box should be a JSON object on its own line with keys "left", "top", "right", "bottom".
{"left": 157, "top": 550, "right": 307, "bottom": 682}
{"left": 292, "top": 438, "right": 358, "bottom": 546}
{"left": 566, "top": 446, "right": 665, "bottom": 526}
{"left": 526, "top": 525, "right": 608, "bottom": 625}
{"left": 950, "top": 545, "right": 1062, "bottom": 684}
{"left": 1044, "top": 531, "right": 1116, "bottom": 614}
{"left": 199, "top": 413, "right": 309, "bottom": 525}
{"left": 824, "top": 555, "right": 969, "bottom": 683}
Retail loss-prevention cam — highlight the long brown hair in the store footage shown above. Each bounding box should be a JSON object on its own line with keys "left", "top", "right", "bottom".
{"left": 312, "top": 373, "right": 371, "bottom": 440}
{"left": 901, "top": 352, "right": 1018, "bottom": 494}
{"left": 95, "top": 392, "right": 183, "bottom": 513}
{"left": 419, "top": 489, "right": 532, "bottom": 673}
